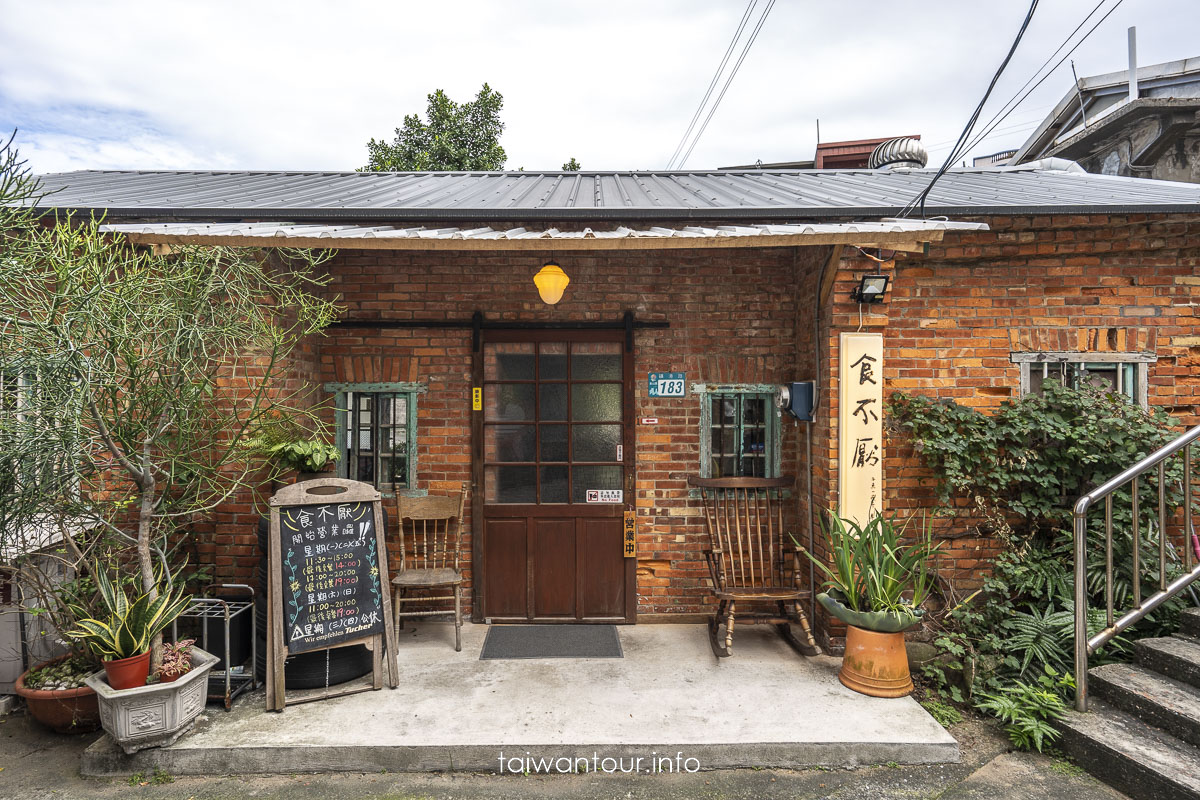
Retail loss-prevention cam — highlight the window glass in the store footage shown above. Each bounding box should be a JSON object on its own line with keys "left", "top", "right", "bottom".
{"left": 342, "top": 390, "right": 414, "bottom": 490}
{"left": 1026, "top": 361, "right": 1139, "bottom": 404}
{"left": 704, "top": 391, "right": 777, "bottom": 478}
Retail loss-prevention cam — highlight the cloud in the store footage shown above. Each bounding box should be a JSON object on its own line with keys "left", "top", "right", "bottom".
{"left": 0, "top": 0, "right": 1195, "bottom": 173}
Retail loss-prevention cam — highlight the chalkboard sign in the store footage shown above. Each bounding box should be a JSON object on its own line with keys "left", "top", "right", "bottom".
{"left": 266, "top": 478, "right": 398, "bottom": 711}
{"left": 278, "top": 500, "right": 385, "bottom": 653}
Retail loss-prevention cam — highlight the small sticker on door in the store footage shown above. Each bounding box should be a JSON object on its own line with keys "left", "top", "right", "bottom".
{"left": 586, "top": 489, "right": 623, "bottom": 504}
{"left": 616, "top": 445, "right": 623, "bottom": 461}
{"left": 472, "top": 387, "right": 482, "bottom": 411}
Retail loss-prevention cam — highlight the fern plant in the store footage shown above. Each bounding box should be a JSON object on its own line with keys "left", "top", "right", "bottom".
{"left": 1002, "top": 605, "right": 1074, "bottom": 678}
{"left": 975, "top": 668, "right": 1072, "bottom": 752}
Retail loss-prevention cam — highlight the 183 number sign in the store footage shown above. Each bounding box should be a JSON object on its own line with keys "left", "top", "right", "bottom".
{"left": 648, "top": 372, "right": 686, "bottom": 397}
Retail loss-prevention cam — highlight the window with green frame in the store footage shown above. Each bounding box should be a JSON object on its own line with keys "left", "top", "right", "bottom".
{"left": 1, "top": 366, "right": 83, "bottom": 497}
{"left": 699, "top": 389, "right": 780, "bottom": 478}
{"left": 327, "top": 382, "right": 422, "bottom": 491}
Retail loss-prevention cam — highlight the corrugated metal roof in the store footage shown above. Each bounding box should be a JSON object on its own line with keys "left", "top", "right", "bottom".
{"left": 97, "top": 218, "right": 986, "bottom": 250}
{"left": 30, "top": 167, "right": 1200, "bottom": 222}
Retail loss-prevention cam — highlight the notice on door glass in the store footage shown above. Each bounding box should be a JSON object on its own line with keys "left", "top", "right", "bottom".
{"left": 586, "top": 489, "right": 623, "bottom": 504}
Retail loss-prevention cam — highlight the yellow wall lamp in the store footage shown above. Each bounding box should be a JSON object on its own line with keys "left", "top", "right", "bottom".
{"left": 534, "top": 260, "right": 570, "bottom": 305}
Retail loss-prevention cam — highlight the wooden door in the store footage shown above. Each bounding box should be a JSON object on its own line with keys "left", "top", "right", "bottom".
{"left": 475, "top": 330, "right": 635, "bottom": 623}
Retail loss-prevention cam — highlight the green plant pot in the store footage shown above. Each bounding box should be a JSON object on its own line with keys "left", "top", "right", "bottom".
{"left": 817, "top": 589, "right": 924, "bottom": 634}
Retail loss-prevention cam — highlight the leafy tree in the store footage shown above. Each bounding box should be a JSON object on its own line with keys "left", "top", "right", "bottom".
{"left": 362, "top": 84, "right": 506, "bottom": 171}
{"left": 0, "top": 134, "right": 341, "bottom": 667}
{"left": 562, "top": 158, "right": 581, "bottom": 171}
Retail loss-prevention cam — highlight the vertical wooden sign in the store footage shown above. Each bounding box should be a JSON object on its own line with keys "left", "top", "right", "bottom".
{"left": 838, "top": 332, "right": 884, "bottom": 527}
{"left": 267, "top": 477, "right": 399, "bottom": 711}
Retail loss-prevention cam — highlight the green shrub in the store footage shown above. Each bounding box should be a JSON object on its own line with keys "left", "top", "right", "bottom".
{"left": 890, "top": 382, "right": 1190, "bottom": 747}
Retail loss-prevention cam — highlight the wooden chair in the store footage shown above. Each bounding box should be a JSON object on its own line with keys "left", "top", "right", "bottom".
{"left": 391, "top": 484, "right": 467, "bottom": 652}
{"left": 688, "top": 476, "right": 820, "bottom": 658}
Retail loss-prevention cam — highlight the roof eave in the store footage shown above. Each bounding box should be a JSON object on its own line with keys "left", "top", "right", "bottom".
{"left": 36, "top": 202, "right": 1200, "bottom": 223}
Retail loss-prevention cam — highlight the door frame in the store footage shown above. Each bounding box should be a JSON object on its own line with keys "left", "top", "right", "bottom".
{"left": 471, "top": 327, "right": 637, "bottom": 623}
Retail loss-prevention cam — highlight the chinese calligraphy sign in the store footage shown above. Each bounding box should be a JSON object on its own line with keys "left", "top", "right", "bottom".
{"left": 839, "top": 332, "right": 884, "bottom": 527}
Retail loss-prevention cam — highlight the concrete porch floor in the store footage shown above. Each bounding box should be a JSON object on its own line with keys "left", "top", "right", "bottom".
{"left": 82, "top": 622, "right": 958, "bottom": 776}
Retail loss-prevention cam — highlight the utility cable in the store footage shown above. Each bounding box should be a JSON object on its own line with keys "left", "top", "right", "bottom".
{"left": 961, "top": 0, "right": 1126, "bottom": 159}
{"left": 677, "top": 0, "right": 776, "bottom": 170}
{"left": 665, "top": 1, "right": 757, "bottom": 170}
{"left": 960, "top": 0, "right": 1109, "bottom": 156}
{"left": 899, "top": 0, "right": 1040, "bottom": 218}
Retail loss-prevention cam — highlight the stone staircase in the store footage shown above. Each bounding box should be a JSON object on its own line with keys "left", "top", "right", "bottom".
{"left": 1058, "top": 607, "right": 1200, "bottom": 800}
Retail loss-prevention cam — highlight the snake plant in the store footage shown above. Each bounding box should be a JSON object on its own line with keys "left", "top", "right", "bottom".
{"left": 66, "top": 565, "right": 191, "bottom": 662}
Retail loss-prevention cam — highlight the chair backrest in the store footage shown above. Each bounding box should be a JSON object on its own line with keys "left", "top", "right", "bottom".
{"left": 688, "top": 476, "right": 793, "bottom": 590}
{"left": 393, "top": 484, "right": 466, "bottom": 572}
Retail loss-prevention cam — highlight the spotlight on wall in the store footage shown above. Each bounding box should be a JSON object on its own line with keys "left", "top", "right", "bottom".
{"left": 850, "top": 273, "right": 890, "bottom": 304}
{"left": 534, "top": 261, "right": 570, "bottom": 305}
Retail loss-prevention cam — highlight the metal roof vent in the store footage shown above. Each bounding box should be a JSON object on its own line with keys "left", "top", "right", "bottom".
{"left": 868, "top": 137, "right": 928, "bottom": 170}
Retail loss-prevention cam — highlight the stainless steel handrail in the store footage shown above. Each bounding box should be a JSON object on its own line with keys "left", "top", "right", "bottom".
{"left": 1073, "top": 424, "right": 1200, "bottom": 711}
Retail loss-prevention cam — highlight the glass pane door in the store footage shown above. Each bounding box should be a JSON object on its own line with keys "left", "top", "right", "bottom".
{"left": 484, "top": 340, "right": 624, "bottom": 504}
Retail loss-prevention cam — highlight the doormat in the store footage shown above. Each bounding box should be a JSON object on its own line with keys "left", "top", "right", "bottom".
{"left": 479, "top": 625, "right": 623, "bottom": 660}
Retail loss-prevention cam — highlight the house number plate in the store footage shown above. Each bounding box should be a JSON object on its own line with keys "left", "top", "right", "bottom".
{"left": 648, "top": 372, "right": 685, "bottom": 397}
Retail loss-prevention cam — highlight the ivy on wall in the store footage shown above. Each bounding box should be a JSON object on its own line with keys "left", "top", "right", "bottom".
{"left": 887, "top": 381, "right": 1194, "bottom": 750}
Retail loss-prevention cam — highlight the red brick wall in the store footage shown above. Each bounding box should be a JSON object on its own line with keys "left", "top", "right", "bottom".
{"left": 196, "top": 211, "right": 1200, "bottom": 647}
{"left": 249, "top": 245, "right": 829, "bottom": 620}
{"left": 810, "top": 213, "right": 1200, "bottom": 647}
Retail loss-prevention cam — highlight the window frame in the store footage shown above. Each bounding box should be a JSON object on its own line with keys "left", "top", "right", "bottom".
{"left": 694, "top": 383, "right": 782, "bottom": 479}
{"left": 1, "top": 367, "right": 83, "bottom": 501}
{"left": 326, "top": 381, "right": 424, "bottom": 495}
{"left": 1011, "top": 352, "right": 1155, "bottom": 409}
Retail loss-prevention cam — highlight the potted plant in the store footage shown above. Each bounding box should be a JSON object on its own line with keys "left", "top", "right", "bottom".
{"left": 13, "top": 653, "right": 101, "bottom": 734}
{"left": 805, "top": 511, "right": 939, "bottom": 697}
{"left": 67, "top": 565, "right": 217, "bottom": 754}
{"left": 247, "top": 420, "right": 340, "bottom": 483}
{"left": 8, "top": 538, "right": 117, "bottom": 733}
{"left": 67, "top": 564, "right": 191, "bottom": 690}
{"left": 152, "top": 638, "right": 194, "bottom": 684}
{"left": 265, "top": 437, "right": 340, "bottom": 481}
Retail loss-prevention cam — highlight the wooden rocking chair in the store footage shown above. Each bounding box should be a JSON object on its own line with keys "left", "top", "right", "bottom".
{"left": 391, "top": 484, "right": 467, "bottom": 652}
{"left": 688, "top": 476, "right": 820, "bottom": 658}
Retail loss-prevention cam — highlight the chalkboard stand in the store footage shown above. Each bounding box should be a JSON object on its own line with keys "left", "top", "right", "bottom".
{"left": 266, "top": 478, "right": 399, "bottom": 711}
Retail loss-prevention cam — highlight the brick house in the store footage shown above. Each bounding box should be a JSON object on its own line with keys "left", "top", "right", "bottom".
{"left": 32, "top": 164, "right": 1200, "bottom": 649}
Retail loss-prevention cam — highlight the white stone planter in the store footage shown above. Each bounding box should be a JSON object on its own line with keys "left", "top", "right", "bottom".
{"left": 85, "top": 647, "right": 217, "bottom": 754}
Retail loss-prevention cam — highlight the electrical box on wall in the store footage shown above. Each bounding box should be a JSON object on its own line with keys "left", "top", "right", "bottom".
{"left": 776, "top": 381, "right": 815, "bottom": 422}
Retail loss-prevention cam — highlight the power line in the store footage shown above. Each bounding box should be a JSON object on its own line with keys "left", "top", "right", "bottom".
{"left": 959, "top": 0, "right": 1110, "bottom": 156}
{"left": 665, "top": 1, "right": 757, "bottom": 170}
{"left": 899, "top": 0, "right": 1040, "bottom": 218}
{"left": 961, "top": 0, "right": 1126, "bottom": 159}
{"left": 676, "top": 0, "right": 776, "bottom": 170}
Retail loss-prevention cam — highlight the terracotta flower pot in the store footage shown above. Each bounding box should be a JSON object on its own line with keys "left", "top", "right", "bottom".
{"left": 838, "top": 624, "right": 914, "bottom": 698}
{"left": 103, "top": 651, "right": 151, "bottom": 690}
{"left": 14, "top": 658, "right": 101, "bottom": 734}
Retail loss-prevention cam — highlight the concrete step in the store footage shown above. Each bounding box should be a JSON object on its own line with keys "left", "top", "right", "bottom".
{"left": 1057, "top": 698, "right": 1200, "bottom": 800}
{"left": 1181, "top": 607, "right": 1200, "bottom": 639}
{"left": 1135, "top": 635, "right": 1200, "bottom": 690}
{"left": 1090, "top": 661, "right": 1200, "bottom": 746}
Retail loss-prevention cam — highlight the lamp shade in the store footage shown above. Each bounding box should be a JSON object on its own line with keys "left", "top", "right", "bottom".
{"left": 534, "top": 261, "right": 570, "bottom": 304}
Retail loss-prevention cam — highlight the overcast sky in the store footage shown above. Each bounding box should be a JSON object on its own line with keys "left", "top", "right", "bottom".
{"left": 1, "top": 0, "right": 1195, "bottom": 175}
